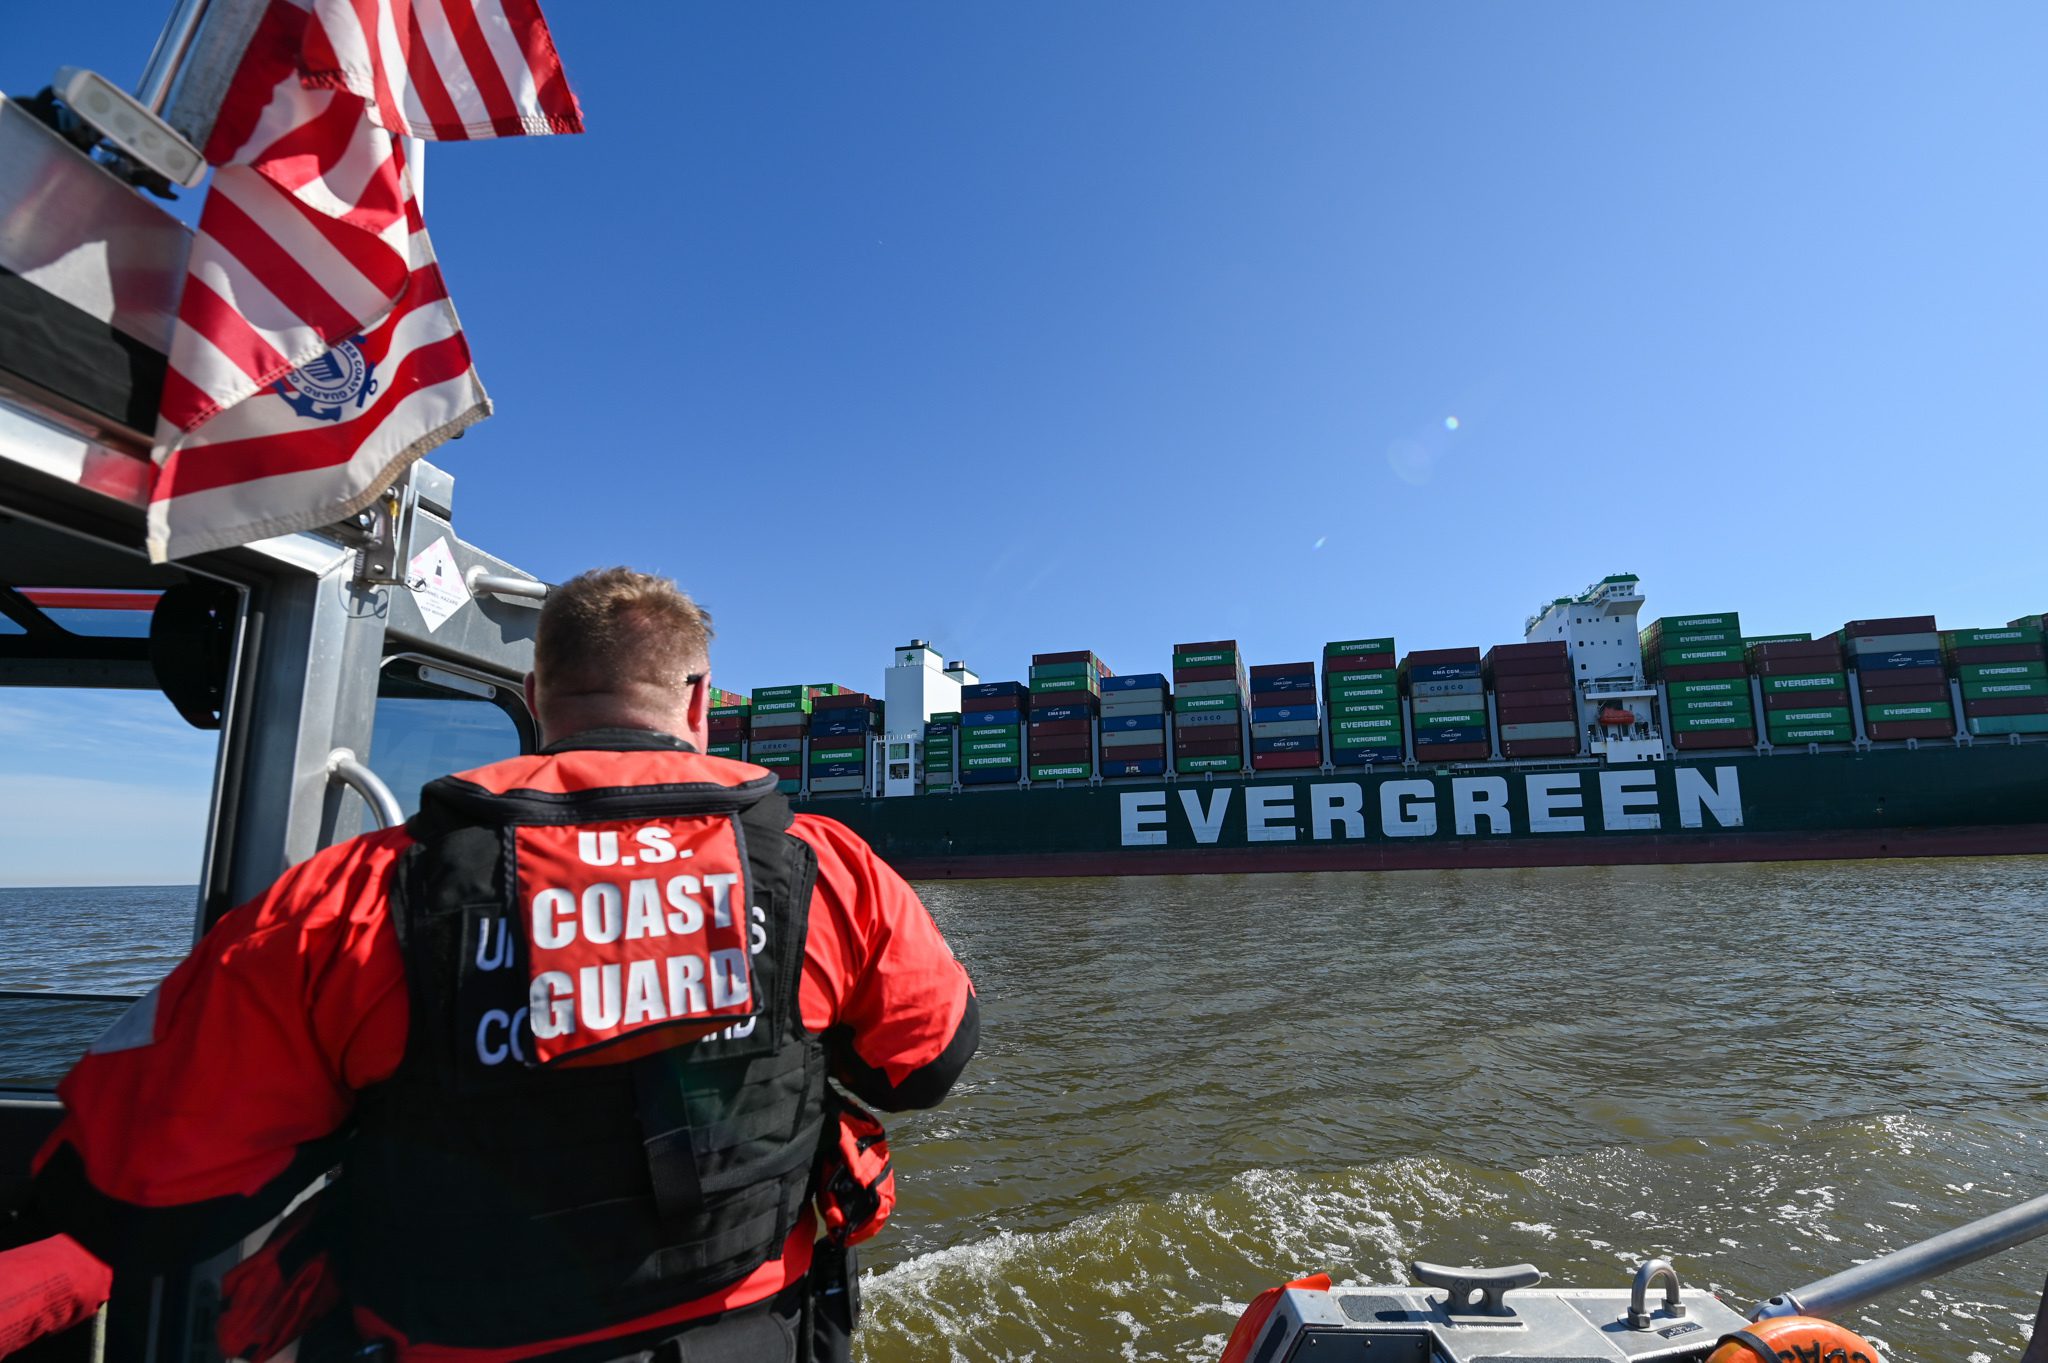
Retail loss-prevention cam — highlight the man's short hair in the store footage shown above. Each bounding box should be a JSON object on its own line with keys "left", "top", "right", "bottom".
{"left": 535, "top": 568, "right": 713, "bottom": 696}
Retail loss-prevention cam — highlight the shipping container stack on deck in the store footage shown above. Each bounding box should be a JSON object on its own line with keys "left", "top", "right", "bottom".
{"left": 1099, "top": 673, "right": 1169, "bottom": 778}
{"left": 922, "top": 712, "right": 959, "bottom": 791}
{"left": 1642, "top": 613, "right": 1756, "bottom": 750}
{"left": 1843, "top": 616, "right": 1953, "bottom": 740}
{"left": 748, "top": 685, "right": 811, "bottom": 793}
{"left": 1401, "top": 647, "right": 1489, "bottom": 762}
{"left": 1173, "top": 641, "right": 1246, "bottom": 774}
{"left": 1748, "top": 635, "right": 1852, "bottom": 746}
{"left": 1248, "top": 661, "right": 1320, "bottom": 771}
{"left": 707, "top": 689, "right": 749, "bottom": 761}
{"left": 1484, "top": 641, "right": 1577, "bottom": 758}
{"left": 1324, "top": 638, "right": 1402, "bottom": 765}
{"left": 1028, "top": 651, "right": 1106, "bottom": 782}
{"left": 808, "top": 689, "right": 879, "bottom": 795}
{"left": 959, "top": 681, "right": 1026, "bottom": 786}
{"left": 1948, "top": 621, "right": 2048, "bottom": 738}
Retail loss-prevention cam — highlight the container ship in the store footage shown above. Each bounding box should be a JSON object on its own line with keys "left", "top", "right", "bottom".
{"left": 725, "top": 575, "right": 2048, "bottom": 877}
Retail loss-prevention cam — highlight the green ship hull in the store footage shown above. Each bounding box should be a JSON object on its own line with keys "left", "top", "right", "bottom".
{"left": 808, "top": 744, "right": 2048, "bottom": 878}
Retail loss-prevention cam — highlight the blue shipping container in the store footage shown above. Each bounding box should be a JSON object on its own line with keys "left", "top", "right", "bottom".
{"left": 1253, "top": 734, "right": 1320, "bottom": 754}
{"left": 963, "top": 710, "right": 1023, "bottom": 729}
{"left": 1414, "top": 726, "right": 1487, "bottom": 745}
{"left": 1251, "top": 703, "right": 1318, "bottom": 725}
{"left": 1032, "top": 703, "right": 1094, "bottom": 723}
{"left": 1102, "top": 673, "right": 1169, "bottom": 692}
{"left": 807, "top": 761, "right": 866, "bottom": 779}
{"left": 810, "top": 719, "right": 871, "bottom": 738}
{"left": 1250, "top": 672, "right": 1315, "bottom": 693}
{"left": 1100, "top": 758, "right": 1166, "bottom": 777}
{"left": 963, "top": 681, "right": 1026, "bottom": 700}
{"left": 1331, "top": 745, "right": 1403, "bottom": 764}
{"left": 1100, "top": 712, "right": 1166, "bottom": 732}
{"left": 960, "top": 766, "right": 1022, "bottom": 785}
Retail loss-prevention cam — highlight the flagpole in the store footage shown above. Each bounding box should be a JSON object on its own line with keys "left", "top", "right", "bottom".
{"left": 406, "top": 137, "right": 426, "bottom": 214}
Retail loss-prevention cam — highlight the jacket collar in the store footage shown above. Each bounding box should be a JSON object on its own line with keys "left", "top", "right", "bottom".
{"left": 540, "top": 727, "right": 701, "bottom": 756}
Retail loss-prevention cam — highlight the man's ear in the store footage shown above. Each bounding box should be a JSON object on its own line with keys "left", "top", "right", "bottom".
{"left": 689, "top": 672, "right": 712, "bottom": 727}
{"left": 522, "top": 673, "right": 540, "bottom": 741}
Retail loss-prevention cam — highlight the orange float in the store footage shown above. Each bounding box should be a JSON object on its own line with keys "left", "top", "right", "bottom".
{"left": 1707, "top": 1314, "right": 1883, "bottom": 1363}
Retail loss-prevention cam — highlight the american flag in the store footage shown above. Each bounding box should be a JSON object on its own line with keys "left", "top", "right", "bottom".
{"left": 146, "top": 0, "right": 580, "bottom": 562}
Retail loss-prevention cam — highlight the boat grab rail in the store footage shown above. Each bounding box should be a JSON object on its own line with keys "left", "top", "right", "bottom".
{"left": 325, "top": 748, "right": 403, "bottom": 830}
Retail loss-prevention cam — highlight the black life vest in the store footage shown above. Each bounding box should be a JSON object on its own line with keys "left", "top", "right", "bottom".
{"left": 345, "top": 731, "right": 828, "bottom": 1349}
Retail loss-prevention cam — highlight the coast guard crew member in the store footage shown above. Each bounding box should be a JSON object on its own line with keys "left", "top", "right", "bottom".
{"left": 24, "top": 568, "right": 979, "bottom": 1361}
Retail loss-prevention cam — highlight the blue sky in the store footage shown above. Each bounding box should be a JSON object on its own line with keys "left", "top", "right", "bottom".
{"left": 5, "top": 4, "right": 2047, "bottom": 879}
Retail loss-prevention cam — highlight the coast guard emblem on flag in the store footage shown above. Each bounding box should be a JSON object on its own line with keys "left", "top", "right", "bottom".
{"left": 273, "top": 337, "right": 378, "bottom": 422}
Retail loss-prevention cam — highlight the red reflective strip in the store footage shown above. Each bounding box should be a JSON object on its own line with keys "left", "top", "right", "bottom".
{"left": 18, "top": 590, "right": 161, "bottom": 612}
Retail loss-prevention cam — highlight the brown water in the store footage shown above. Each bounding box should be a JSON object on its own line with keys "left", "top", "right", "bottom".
{"left": 859, "top": 858, "right": 2048, "bottom": 1362}
{"left": 7, "top": 865, "right": 2048, "bottom": 1362}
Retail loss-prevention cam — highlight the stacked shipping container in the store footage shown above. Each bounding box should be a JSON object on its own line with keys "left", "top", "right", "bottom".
{"left": 1173, "top": 641, "right": 1247, "bottom": 774}
{"left": 1749, "top": 636, "right": 1852, "bottom": 745}
{"left": 1643, "top": 613, "right": 1756, "bottom": 750}
{"left": 1485, "top": 641, "right": 1577, "bottom": 758}
{"left": 808, "top": 690, "right": 878, "bottom": 794}
{"left": 922, "top": 712, "right": 958, "bottom": 791}
{"left": 1325, "top": 638, "right": 1402, "bottom": 764}
{"left": 959, "top": 682, "right": 1026, "bottom": 785}
{"left": 707, "top": 693, "right": 749, "bottom": 760}
{"left": 1028, "top": 651, "right": 1106, "bottom": 782}
{"left": 1949, "top": 623, "right": 2048, "bottom": 737}
{"left": 748, "top": 685, "right": 813, "bottom": 793}
{"left": 1100, "top": 673, "right": 1169, "bottom": 777}
{"left": 1844, "top": 616, "right": 1953, "bottom": 740}
{"left": 1402, "top": 646, "right": 1489, "bottom": 761}
{"left": 1248, "top": 662, "right": 1320, "bottom": 771}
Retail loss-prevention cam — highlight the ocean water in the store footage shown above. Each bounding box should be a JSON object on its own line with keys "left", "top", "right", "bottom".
{"left": 7, "top": 861, "right": 2048, "bottom": 1362}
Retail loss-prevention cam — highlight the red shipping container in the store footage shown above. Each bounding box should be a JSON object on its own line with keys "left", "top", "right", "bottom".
{"left": 1105, "top": 743, "right": 1167, "bottom": 760}
{"left": 812, "top": 693, "right": 873, "bottom": 711}
{"left": 1251, "top": 751, "right": 1320, "bottom": 771}
{"left": 1755, "top": 656, "right": 1846, "bottom": 677}
{"left": 962, "top": 691, "right": 1026, "bottom": 711}
{"left": 1496, "top": 703, "right": 1578, "bottom": 725}
{"left": 1673, "top": 729, "right": 1757, "bottom": 750}
{"left": 1947, "top": 644, "right": 2047, "bottom": 666}
{"left": 1175, "top": 639, "right": 1238, "bottom": 654}
{"left": 1500, "top": 738, "right": 1580, "bottom": 759}
{"left": 1962, "top": 696, "right": 2048, "bottom": 717}
{"left": 1494, "top": 686, "right": 1575, "bottom": 707}
{"left": 1487, "top": 653, "right": 1572, "bottom": 678}
{"left": 1661, "top": 662, "right": 1747, "bottom": 681}
{"left": 1750, "top": 641, "right": 1843, "bottom": 665}
{"left": 1172, "top": 664, "right": 1238, "bottom": 683}
{"left": 1858, "top": 682, "right": 1949, "bottom": 705}
{"left": 1027, "top": 718, "right": 1092, "bottom": 737}
{"left": 1403, "top": 647, "right": 1483, "bottom": 667}
{"left": 1031, "top": 650, "right": 1097, "bottom": 666}
{"left": 1854, "top": 665, "right": 1944, "bottom": 689}
{"left": 1324, "top": 653, "right": 1396, "bottom": 673}
{"left": 1030, "top": 692, "right": 1099, "bottom": 711}
{"left": 1408, "top": 741, "right": 1489, "bottom": 762}
{"left": 1866, "top": 719, "right": 1955, "bottom": 740}
{"left": 749, "top": 724, "right": 805, "bottom": 741}
{"left": 1489, "top": 673, "right": 1571, "bottom": 696}
{"left": 1250, "top": 661, "right": 1316, "bottom": 681}
{"left": 1845, "top": 616, "right": 1937, "bottom": 636}
{"left": 1766, "top": 688, "right": 1850, "bottom": 711}
{"left": 1029, "top": 745, "right": 1093, "bottom": 762}
{"left": 1484, "top": 640, "right": 1569, "bottom": 662}
{"left": 1174, "top": 735, "right": 1244, "bottom": 756}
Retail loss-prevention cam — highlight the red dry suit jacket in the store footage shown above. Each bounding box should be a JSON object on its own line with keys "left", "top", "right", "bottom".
{"left": 28, "top": 737, "right": 977, "bottom": 1363}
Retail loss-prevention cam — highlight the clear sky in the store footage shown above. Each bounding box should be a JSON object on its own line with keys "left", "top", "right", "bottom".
{"left": 5, "top": 4, "right": 2047, "bottom": 880}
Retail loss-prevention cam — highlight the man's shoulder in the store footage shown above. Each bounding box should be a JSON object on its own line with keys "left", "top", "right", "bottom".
{"left": 236, "top": 825, "right": 415, "bottom": 936}
{"left": 786, "top": 811, "right": 877, "bottom": 863}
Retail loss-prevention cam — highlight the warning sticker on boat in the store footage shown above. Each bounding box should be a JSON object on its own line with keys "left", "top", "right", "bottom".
{"left": 408, "top": 535, "right": 467, "bottom": 632}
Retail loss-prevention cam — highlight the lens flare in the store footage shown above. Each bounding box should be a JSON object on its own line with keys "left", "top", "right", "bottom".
{"left": 1444, "top": 416, "right": 1460, "bottom": 432}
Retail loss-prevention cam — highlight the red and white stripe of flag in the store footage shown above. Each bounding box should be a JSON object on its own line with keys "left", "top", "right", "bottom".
{"left": 146, "top": 0, "right": 579, "bottom": 562}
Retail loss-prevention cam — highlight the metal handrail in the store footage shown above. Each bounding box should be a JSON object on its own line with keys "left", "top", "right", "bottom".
{"left": 1755, "top": 1190, "right": 2048, "bottom": 1321}
{"left": 325, "top": 747, "right": 404, "bottom": 829}
{"left": 466, "top": 567, "right": 550, "bottom": 603}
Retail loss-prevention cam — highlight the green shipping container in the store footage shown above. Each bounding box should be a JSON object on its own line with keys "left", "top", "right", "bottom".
{"left": 1332, "top": 716, "right": 1401, "bottom": 736}
{"left": 1415, "top": 710, "right": 1486, "bottom": 728}
{"left": 1326, "top": 679, "right": 1397, "bottom": 701}
{"left": 1770, "top": 707, "right": 1852, "bottom": 727}
{"left": 752, "top": 752, "right": 800, "bottom": 769}
{"left": 1948, "top": 625, "right": 2044, "bottom": 648}
{"left": 1325, "top": 637, "right": 1396, "bottom": 657}
{"left": 1173, "top": 649, "right": 1238, "bottom": 669}
{"left": 1963, "top": 679, "right": 2047, "bottom": 700}
{"left": 1673, "top": 713, "right": 1751, "bottom": 731}
{"left": 1661, "top": 629, "right": 1743, "bottom": 648}
{"left": 963, "top": 725, "right": 1019, "bottom": 740}
{"left": 1657, "top": 613, "right": 1740, "bottom": 632}
{"left": 1030, "top": 763, "right": 1092, "bottom": 780}
{"left": 1027, "top": 660, "right": 1096, "bottom": 680}
{"left": 1330, "top": 700, "right": 1400, "bottom": 718}
{"left": 1866, "top": 701, "right": 1952, "bottom": 722}
{"left": 709, "top": 705, "right": 750, "bottom": 721}
{"left": 929, "top": 711, "right": 962, "bottom": 724}
{"left": 1176, "top": 754, "right": 1244, "bottom": 774}
{"left": 962, "top": 753, "right": 1022, "bottom": 771}
{"left": 752, "top": 685, "right": 806, "bottom": 702}
{"left": 1958, "top": 661, "right": 2047, "bottom": 683}
{"left": 1969, "top": 714, "right": 2048, "bottom": 736}
{"left": 1659, "top": 643, "right": 1746, "bottom": 666}
{"left": 1030, "top": 676, "right": 1099, "bottom": 695}
{"left": 707, "top": 743, "right": 743, "bottom": 758}
{"left": 1763, "top": 672, "right": 1849, "bottom": 693}
{"left": 1668, "top": 678, "right": 1748, "bottom": 698}
{"left": 753, "top": 698, "right": 810, "bottom": 717}
{"left": 963, "top": 739, "right": 1019, "bottom": 756}
{"left": 1745, "top": 634, "right": 1813, "bottom": 646}
{"left": 1669, "top": 696, "right": 1750, "bottom": 715}
{"left": 1770, "top": 724, "right": 1854, "bottom": 743}
{"left": 1175, "top": 693, "right": 1239, "bottom": 713}
{"left": 808, "top": 746, "right": 863, "bottom": 764}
